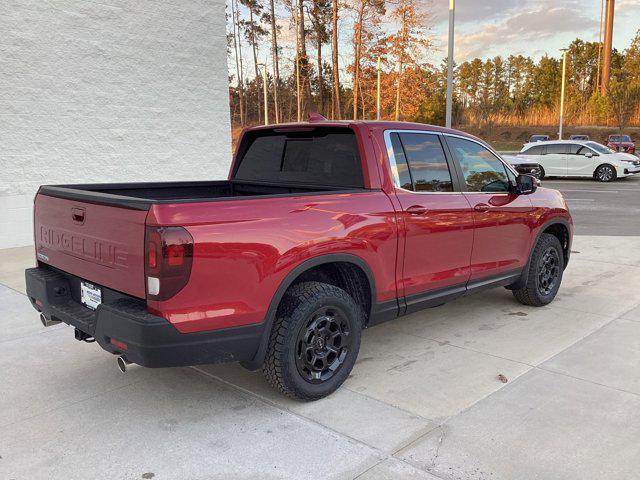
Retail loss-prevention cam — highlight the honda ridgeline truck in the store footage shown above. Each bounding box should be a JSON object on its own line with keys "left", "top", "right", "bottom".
{"left": 26, "top": 119, "right": 572, "bottom": 400}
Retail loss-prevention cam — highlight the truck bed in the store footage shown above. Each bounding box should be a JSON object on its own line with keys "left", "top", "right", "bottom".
{"left": 39, "top": 180, "right": 355, "bottom": 210}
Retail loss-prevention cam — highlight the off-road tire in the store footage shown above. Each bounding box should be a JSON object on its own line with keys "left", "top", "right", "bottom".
{"left": 263, "top": 282, "right": 362, "bottom": 401}
{"left": 512, "top": 233, "right": 564, "bottom": 307}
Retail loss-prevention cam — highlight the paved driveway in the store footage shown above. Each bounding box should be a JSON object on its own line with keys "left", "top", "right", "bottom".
{"left": 2, "top": 235, "right": 640, "bottom": 480}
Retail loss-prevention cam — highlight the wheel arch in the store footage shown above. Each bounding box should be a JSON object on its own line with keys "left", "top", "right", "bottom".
{"left": 507, "top": 218, "right": 572, "bottom": 291}
{"left": 242, "top": 253, "right": 376, "bottom": 370}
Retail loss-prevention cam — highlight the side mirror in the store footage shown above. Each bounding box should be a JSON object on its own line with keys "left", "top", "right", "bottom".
{"left": 515, "top": 174, "right": 538, "bottom": 195}
{"left": 585, "top": 152, "right": 594, "bottom": 158}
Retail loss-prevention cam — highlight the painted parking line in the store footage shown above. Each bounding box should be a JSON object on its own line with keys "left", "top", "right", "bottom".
{"left": 558, "top": 189, "right": 621, "bottom": 193}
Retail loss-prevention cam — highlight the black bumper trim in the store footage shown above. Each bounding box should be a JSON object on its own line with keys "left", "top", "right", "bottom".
{"left": 25, "top": 267, "right": 263, "bottom": 368}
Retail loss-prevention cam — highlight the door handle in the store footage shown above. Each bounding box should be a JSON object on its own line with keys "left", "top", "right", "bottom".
{"left": 473, "top": 203, "right": 490, "bottom": 212}
{"left": 406, "top": 205, "right": 428, "bottom": 215}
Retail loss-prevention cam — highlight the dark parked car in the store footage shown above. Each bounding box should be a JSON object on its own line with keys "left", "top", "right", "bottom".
{"left": 529, "top": 135, "right": 550, "bottom": 143}
{"left": 569, "top": 135, "right": 590, "bottom": 141}
{"left": 607, "top": 134, "right": 635, "bottom": 154}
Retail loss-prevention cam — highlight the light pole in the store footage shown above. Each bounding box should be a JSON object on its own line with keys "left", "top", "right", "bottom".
{"left": 559, "top": 49, "right": 567, "bottom": 140}
{"left": 445, "top": 0, "right": 455, "bottom": 128}
{"left": 376, "top": 56, "right": 381, "bottom": 120}
{"left": 259, "top": 63, "right": 269, "bottom": 125}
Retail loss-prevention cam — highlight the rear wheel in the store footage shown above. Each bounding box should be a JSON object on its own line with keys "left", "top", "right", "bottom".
{"left": 512, "top": 233, "right": 564, "bottom": 307}
{"left": 594, "top": 164, "right": 616, "bottom": 182}
{"left": 263, "top": 282, "right": 362, "bottom": 401}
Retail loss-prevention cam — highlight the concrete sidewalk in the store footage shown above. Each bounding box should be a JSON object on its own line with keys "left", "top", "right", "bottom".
{"left": 2, "top": 236, "right": 640, "bottom": 479}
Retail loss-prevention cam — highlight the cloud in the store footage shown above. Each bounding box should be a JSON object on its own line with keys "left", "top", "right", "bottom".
{"left": 617, "top": 0, "right": 640, "bottom": 13}
{"left": 452, "top": 3, "right": 599, "bottom": 60}
{"left": 430, "top": 0, "right": 529, "bottom": 25}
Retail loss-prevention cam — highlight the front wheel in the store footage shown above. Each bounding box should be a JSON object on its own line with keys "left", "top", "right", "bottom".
{"left": 263, "top": 282, "right": 362, "bottom": 401}
{"left": 512, "top": 233, "right": 564, "bottom": 307}
{"left": 538, "top": 166, "right": 546, "bottom": 180}
{"left": 594, "top": 164, "right": 616, "bottom": 182}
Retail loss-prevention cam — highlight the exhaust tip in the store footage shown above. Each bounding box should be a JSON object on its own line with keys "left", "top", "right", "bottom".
{"left": 39, "top": 313, "right": 60, "bottom": 328}
{"left": 117, "top": 355, "right": 129, "bottom": 373}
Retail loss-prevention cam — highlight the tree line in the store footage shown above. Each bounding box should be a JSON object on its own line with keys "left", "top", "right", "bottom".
{"left": 227, "top": 0, "right": 640, "bottom": 133}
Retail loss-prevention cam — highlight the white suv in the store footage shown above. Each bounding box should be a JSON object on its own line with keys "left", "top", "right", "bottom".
{"left": 519, "top": 140, "right": 640, "bottom": 182}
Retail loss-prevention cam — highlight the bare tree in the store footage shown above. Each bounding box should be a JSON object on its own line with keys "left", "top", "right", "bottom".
{"left": 352, "top": 0, "right": 385, "bottom": 119}
{"left": 309, "top": 0, "right": 331, "bottom": 115}
{"left": 383, "top": 0, "right": 429, "bottom": 120}
{"left": 266, "top": 0, "right": 281, "bottom": 122}
{"left": 331, "top": 0, "right": 341, "bottom": 119}
{"left": 231, "top": 0, "right": 245, "bottom": 124}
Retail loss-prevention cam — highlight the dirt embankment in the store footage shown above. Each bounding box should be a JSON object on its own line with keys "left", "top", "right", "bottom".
{"left": 459, "top": 125, "right": 640, "bottom": 151}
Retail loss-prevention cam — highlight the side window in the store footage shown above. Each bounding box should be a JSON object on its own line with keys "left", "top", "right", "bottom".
{"left": 389, "top": 133, "right": 414, "bottom": 190}
{"left": 546, "top": 144, "right": 569, "bottom": 155}
{"left": 568, "top": 144, "right": 581, "bottom": 154}
{"left": 525, "top": 145, "right": 545, "bottom": 155}
{"left": 447, "top": 137, "right": 510, "bottom": 193}
{"left": 576, "top": 145, "right": 593, "bottom": 156}
{"left": 398, "top": 133, "right": 453, "bottom": 192}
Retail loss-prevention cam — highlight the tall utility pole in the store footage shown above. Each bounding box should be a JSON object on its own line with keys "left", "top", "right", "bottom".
{"left": 559, "top": 49, "right": 568, "bottom": 140}
{"left": 260, "top": 64, "right": 269, "bottom": 125}
{"left": 595, "top": 0, "right": 605, "bottom": 92}
{"left": 376, "top": 56, "right": 381, "bottom": 120}
{"left": 445, "top": 0, "right": 455, "bottom": 128}
{"left": 601, "top": 0, "right": 615, "bottom": 96}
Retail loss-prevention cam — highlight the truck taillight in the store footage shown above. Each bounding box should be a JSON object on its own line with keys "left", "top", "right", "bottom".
{"left": 145, "top": 226, "right": 193, "bottom": 301}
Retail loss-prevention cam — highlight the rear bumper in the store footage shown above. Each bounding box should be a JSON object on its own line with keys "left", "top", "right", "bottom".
{"left": 25, "top": 266, "right": 263, "bottom": 368}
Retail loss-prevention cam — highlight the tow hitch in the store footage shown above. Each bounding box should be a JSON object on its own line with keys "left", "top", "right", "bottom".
{"left": 74, "top": 328, "right": 95, "bottom": 343}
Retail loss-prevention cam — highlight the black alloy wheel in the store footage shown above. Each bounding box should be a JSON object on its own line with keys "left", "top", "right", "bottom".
{"left": 295, "top": 306, "right": 352, "bottom": 383}
{"left": 263, "top": 281, "right": 362, "bottom": 401}
{"left": 537, "top": 246, "right": 560, "bottom": 296}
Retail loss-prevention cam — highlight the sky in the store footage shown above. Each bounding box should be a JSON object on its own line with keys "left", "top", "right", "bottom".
{"left": 228, "top": 0, "right": 640, "bottom": 81}
{"left": 429, "top": 0, "right": 640, "bottom": 62}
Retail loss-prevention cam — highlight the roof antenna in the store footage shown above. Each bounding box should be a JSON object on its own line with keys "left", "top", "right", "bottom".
{"left": 308, "top": 112, "right": 328, "bottom": 123}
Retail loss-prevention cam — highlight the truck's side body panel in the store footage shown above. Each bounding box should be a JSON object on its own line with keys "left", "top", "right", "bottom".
{"left": 146, "top": 191, "right": 399, "bottom": 333}
{"left": 463, "top": 192, "right": 535, "bottom": 280}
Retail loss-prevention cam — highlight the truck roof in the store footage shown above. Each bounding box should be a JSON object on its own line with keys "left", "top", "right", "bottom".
{"left": 243, "top": 119, "right": 484, "bottom": 143}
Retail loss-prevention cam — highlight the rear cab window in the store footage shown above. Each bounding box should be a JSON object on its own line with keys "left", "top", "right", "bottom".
{"left": 234, "top": 127, "right": 365, "bottom": 189}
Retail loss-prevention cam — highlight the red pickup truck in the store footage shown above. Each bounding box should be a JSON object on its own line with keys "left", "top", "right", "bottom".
{"left": 26, "top": 120, "right": 572, "bottom": 400}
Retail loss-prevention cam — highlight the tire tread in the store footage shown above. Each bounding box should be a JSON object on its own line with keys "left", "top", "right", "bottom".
{"left": 263, "top": 281, "right": 360, "bottom": 401}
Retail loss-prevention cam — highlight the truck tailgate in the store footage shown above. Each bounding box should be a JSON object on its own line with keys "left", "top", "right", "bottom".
{"left": 34, "top": 193, "right": 148, "bottom": 298}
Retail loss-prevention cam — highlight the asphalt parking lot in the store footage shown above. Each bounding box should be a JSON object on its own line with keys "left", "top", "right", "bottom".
{"left": 2, "top": 177, "right": 640, "bottom": 480}
{"left": 544, "top": 175, "right": 640, "bottom": 235}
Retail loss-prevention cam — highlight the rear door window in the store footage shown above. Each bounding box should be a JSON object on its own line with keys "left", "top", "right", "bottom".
{"left": 235, "top": 128, "right": 364, "bottom": 188}
{"left": 546, "top": 144, "right": 569, "bottom": 155}
{"left": 389, "top": 133, "right": 414, "bottom": 190}
{"left": 397, "top": 133, "right": 454, "bottom": 192}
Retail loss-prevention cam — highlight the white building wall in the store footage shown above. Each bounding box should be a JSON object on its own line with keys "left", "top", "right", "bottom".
{"left": 0, "top": 0, "right": 232, "bottom": 248}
